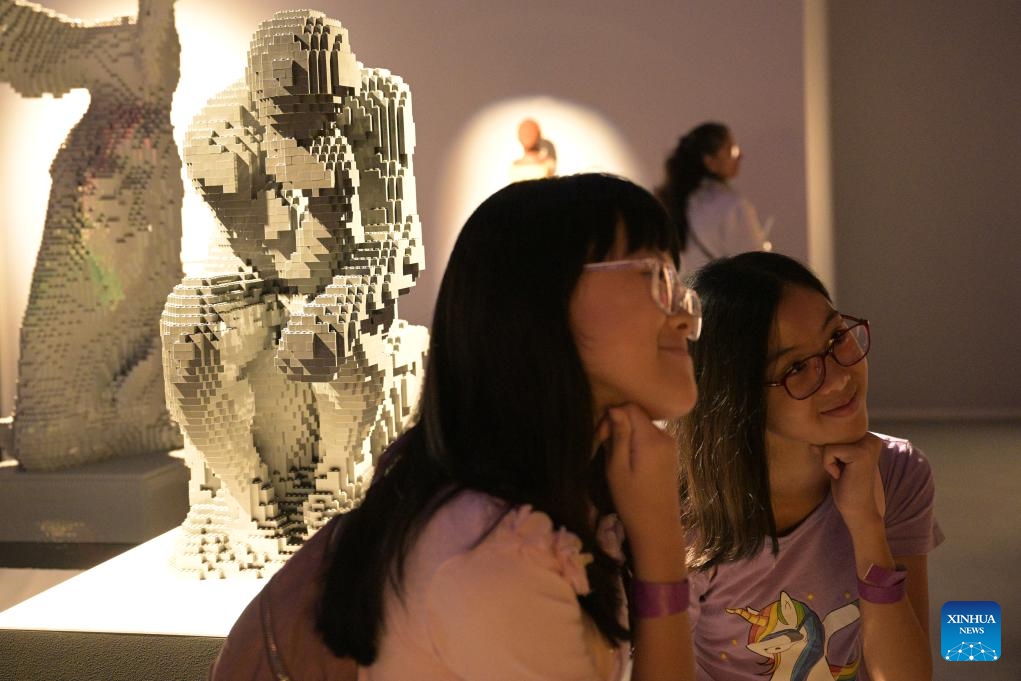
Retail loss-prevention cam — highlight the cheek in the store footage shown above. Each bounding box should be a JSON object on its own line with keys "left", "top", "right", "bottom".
{"left": 764, "top": 391, "right": 815, "bottom": 441}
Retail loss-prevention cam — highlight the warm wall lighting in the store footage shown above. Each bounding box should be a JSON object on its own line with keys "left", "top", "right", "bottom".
{"left": 434, "top": 95, "right": 643, "bottom": 287}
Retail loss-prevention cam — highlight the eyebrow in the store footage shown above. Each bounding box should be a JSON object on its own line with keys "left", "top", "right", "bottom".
{"left": 767, "top": 308, "right": 840, "bottom": 365}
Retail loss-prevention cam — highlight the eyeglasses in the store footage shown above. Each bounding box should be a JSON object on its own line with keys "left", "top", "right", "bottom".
{"left": 765, "top": 315, "right": 870, "bottom": 400}
{"left": 582, "top": 258, "right": 702, "bottom": 341}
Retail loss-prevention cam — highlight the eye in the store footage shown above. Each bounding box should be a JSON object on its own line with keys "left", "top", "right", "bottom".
{"left": 785, "top": 360, "right": 809, "bottom": 377}
{"left": 832, "top": 327, "right": 851, "bottom": 347}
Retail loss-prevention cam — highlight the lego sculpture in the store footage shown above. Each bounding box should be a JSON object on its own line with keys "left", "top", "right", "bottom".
{"left": 0, "top": 0, "right": 184, "bottom": 468}
{"left": 161, "top": 10, "right": 428, "bottom": 577}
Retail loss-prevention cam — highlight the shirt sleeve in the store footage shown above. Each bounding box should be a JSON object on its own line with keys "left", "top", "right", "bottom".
{"left": 880, "top": 436, "right": 946, "bottom": 556}
{"left": 424, "top": 527, "right": 615, "bottom": 681}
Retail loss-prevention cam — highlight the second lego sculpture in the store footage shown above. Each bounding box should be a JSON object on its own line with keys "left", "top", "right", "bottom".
{"left": 161, "top": 9, "right": 428, "bottom": 577}
{"left": 0, "top": 0, "right": 183, "bottom": 468}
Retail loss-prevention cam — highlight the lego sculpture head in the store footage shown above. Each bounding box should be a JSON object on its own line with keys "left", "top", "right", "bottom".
{"left": 246, "top": 11, "right": 360, "bottom": 137}
{"left": 234, "top": 10, "right": 368, "bottom": 293}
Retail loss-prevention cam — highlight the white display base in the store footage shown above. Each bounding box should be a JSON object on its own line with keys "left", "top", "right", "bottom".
{"left": 0, "top": 526, "right": 264, "bottom": 636}
{"left": 0, "top": 527, "right": 266, "bottom": 681}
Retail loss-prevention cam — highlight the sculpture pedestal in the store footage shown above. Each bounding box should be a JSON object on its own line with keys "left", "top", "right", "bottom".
{"left": 0, "top": 452, "right": 189, "bottom": 568}
{"left": 0, "top": 527, "right": 265, "bottom": 681}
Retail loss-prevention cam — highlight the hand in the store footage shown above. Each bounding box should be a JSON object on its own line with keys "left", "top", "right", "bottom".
{"left": 815, "top": 432, "right": 886, "bottom": 533}
{"left": 600, "top": 404, "right": 683, "bottom": 547}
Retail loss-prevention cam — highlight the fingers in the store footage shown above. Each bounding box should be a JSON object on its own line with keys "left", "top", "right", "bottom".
{"left": 821, "top": 447, "right": 843, "bottom": 480}
{"left": 819, "top": 433, "right": 887, "bottom": 530}
{"left": 595, "top": 415, "right": 612, "bottom": 446}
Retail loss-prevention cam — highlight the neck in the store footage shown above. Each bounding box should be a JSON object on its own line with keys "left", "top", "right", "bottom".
{"left": 766, "top": 432, "right": 830, "bottom": 533}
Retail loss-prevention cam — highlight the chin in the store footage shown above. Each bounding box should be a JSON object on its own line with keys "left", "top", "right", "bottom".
{"left": 647, "top": 392, "right": 697, "bottom": 421}
{"left": 824, "top": 416, "right": 870, "bottom": 445}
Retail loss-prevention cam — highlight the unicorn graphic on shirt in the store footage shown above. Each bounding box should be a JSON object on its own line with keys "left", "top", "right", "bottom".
{"left": 727, "top": 591, "right": 860, "bottom": 681}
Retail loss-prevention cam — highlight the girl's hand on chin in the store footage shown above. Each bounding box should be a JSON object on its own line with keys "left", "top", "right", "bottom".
{"left": 601, "top": 404, "right": 683, "bottom": 543}
{"left": 814, "top": 432, "right": 886, "bottom": 532}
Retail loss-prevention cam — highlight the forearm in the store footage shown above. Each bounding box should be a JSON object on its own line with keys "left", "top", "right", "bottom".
{"left": 850, "top": 523, "right": 932, "bottom": 680}
{"left": 628, "top": 523, "right": 695, "bottom": 681}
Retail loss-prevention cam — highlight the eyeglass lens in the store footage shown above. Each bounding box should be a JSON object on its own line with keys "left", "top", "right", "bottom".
{"left": 654, "top": 262, "right": 702, "bottom": 342}
{"left": 784, "top": 323, "right": 869, "bottom": 399}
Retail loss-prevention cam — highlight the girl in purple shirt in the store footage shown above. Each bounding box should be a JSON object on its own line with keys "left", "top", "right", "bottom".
{"left": 677, "top": 252, "right": 942, "bottom": 681}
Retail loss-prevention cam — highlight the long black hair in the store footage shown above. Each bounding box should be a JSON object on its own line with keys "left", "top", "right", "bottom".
{"left": 317, "top": 174, "right": 680, "bottom": 663}
{"left": 678, "top": 251, "right": 830, "bottom": 569}
{"left": 655, "top": 122, "right": 730, "bottom": 250}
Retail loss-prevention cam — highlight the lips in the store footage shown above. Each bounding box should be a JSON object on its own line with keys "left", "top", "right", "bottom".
{"left": 820, "top": 389, "right": 860, "bottom": 417}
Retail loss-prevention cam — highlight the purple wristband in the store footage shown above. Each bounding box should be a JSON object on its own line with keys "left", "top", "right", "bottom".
{"left": 630, "top": 578, "right": 690, "bottom": 618}
{"left": 857, "top": 563, "right": 907, "bottom": 604}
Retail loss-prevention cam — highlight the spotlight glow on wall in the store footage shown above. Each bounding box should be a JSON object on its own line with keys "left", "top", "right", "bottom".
{"left": 434, "top": 96, "right": 644, "bottom": 284}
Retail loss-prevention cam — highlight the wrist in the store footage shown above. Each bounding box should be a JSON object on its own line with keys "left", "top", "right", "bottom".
{"left": 630, "top": 578, "right": 690, "bottom": 618}
{"left": 857, "top": 563, "right": 907, "bottom": 604}
{"left": 628, "top": 525, "right": 687, "bottom": 582}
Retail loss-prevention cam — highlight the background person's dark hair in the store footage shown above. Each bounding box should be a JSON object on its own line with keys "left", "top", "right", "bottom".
{"left": 317, "top": 174, "right": 680, "bottom": 663}
{"left": 678, "top": 251, "right": 829, "bottom": 569}
{"left": 655, "top": 122, "right": 730, "bottom": 250}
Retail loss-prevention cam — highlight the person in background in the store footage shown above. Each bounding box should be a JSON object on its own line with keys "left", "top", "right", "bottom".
{"left": 656, "top": 122, "right": 769, "bottom": 274}
{"left": 211, "top": 173, "right": 704, "bottom": 681}
{"left": 676, "top": 251, "right": 941, "bottom": 680}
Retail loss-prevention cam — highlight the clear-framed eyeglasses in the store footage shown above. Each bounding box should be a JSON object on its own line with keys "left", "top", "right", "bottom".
{"left": 582, "top": 257, "right": 702, "bottom": 341}
{"left": 765, "top": 315, "right": 871, "bottom": 400}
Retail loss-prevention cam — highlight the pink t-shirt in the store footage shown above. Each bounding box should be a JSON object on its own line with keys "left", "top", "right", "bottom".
{"left": 363, "top": 491, "right": 627, "bottom": 680}
{"left": 211, "top": 491, "right": 626, "bottom": 681}
{"left": 687, "top": 434, "right": 944, "bottom": 681}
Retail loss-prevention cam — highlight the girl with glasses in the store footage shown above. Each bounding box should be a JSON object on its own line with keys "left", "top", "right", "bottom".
{"left": 676, "top": 251, "right": 942, "bottom": 681}
{"left": 212, "top": 174, "right": 702, "bottom": 680}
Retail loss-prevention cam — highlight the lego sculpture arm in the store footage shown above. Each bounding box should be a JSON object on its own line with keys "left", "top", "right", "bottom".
{"left": 275, "top": 68, "right": 425, "bottom": 382}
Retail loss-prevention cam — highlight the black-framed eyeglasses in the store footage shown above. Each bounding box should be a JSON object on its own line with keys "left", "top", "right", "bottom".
{"left": 582, "top": 257, "right": 702, "bottom": 341}
{"left": 765, "top": 315, "right": 870, "bottom": 400}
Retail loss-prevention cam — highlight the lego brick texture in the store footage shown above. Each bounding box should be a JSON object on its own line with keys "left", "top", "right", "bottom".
{"left": 160, "top": 9, "right": 428, "bottom": 578}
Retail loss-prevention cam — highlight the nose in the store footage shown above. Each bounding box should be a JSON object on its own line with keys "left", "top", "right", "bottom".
{"left": 817, "top": 354, "right": 851, "bottom": 394}
{"left": 669, "top": 309, "right": 700, "bottom": 342}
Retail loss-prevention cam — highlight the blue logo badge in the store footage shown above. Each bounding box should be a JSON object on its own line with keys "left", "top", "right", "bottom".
{"left": 941, "top": 601, "right": 1000, "bottom": 662}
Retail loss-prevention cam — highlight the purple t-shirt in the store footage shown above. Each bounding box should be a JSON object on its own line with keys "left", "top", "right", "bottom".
{"left": 687, "top": 434, "right": 943, "bottom": 681}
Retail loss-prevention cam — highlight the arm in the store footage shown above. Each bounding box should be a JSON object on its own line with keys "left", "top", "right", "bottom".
{"left": 277, "top": 69, "right": 424, "bottom": 381}
{"left": 604, "top": 405, "right": 695, "bottom": 681}
{"left": 821, "top": 434, "right": 933, "bottom": 680}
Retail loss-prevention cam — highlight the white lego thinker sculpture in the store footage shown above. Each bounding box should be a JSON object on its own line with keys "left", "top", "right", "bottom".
{"left": 161, "top": 9, "right": 428, "bottom": 578}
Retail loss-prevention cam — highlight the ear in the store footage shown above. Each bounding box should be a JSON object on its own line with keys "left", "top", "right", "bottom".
{"left": 779, "top": 591, "right": 798, "bottom": 626}
{"left": 702, "top": 153, "right": 717, "bottom": 174}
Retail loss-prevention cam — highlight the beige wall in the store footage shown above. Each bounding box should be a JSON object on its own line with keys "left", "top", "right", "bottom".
{"left": 828, "top": 0, "right": 1021, "bottom": 418}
